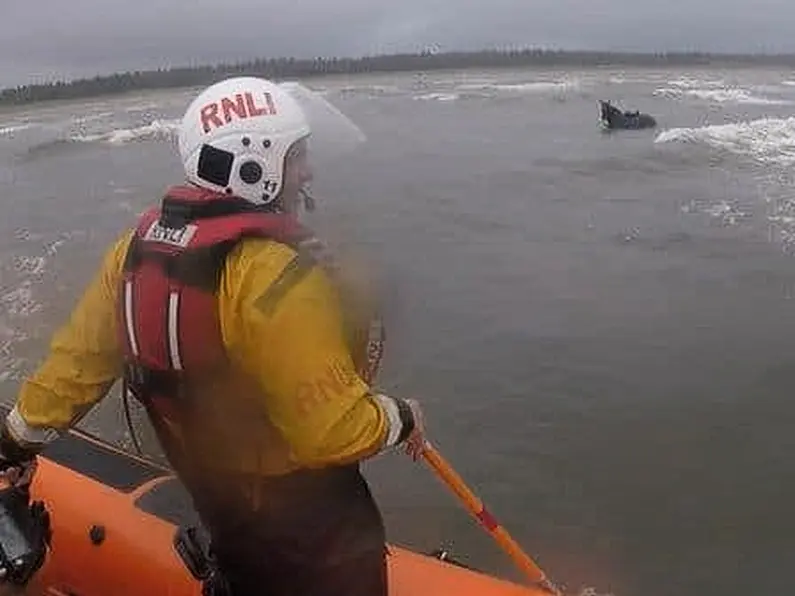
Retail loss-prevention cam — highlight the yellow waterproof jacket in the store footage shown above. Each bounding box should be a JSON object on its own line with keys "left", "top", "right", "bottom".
{"left": 6, "top": 227, "right": 395, "bottom": 476}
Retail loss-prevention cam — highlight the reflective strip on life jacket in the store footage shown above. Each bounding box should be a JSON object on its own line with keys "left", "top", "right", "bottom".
{"left": 167, "top": 290, "right": 183, "bottom": 371}
{"left": 123, "top": 279, "right": 139, "bottom": 358}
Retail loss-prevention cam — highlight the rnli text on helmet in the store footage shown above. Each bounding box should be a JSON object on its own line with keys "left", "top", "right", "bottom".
{"left": 200, "top": 92, "right": 278, "bottom": 133}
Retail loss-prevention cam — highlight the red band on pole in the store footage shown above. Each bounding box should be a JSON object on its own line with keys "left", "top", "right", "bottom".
{"left": 475, "top": 506, "right": 499, "bottom": 531}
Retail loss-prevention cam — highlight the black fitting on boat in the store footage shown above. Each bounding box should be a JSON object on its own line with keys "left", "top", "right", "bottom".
{"left": 429, "top": 547, "right": 475, "bottom": 571}
{"left": 0, "top": 483, "right": 51, "bottom": 586}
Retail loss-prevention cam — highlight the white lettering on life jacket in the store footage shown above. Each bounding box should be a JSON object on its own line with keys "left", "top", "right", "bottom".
{"left": 143, "top": 220, "right": 198, "bottom": 248}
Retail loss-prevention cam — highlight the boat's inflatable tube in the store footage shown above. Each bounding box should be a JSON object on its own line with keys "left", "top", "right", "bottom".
{"left": 5, "top": 418, "right": 543, "bottom": 595}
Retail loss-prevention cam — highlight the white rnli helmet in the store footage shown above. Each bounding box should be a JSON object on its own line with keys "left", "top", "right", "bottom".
{"left": 178, "top": 76, "right": 311, "bottom": 205}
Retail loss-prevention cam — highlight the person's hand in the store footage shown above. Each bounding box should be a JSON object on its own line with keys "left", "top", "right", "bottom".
{"left": 0, "top": 457, "right": 37, "bottom": 491}
{"left": 0, "top": 419, "right": 41, "bottom": 493}
{"left": 402, "top": 399, "right": 427, "bottom": 461}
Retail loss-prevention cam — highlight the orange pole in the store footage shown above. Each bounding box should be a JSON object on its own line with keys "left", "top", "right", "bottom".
{"left": 421, "top": 442, "right": 563, "bottom": 595}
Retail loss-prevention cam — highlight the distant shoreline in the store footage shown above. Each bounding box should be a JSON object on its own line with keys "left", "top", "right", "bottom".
{"left": 3, "top": 48, "right": 795, "bottom": 107}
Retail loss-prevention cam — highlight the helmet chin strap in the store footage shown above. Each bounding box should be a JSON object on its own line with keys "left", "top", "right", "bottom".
{"left": 299, "top": 187, "right": 316, "bottom": 213}
{"left": 260, "top": 187, "right": 315, "bottom": 215}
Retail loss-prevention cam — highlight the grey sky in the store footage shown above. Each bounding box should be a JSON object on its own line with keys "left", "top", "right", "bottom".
{"left": 2, "top": 0, "right": 794, "bottom": 88}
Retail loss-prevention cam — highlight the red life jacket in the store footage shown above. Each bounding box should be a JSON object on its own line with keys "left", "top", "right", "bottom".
{"left": 117, "top": 185, "right": 313, "bottom": 421}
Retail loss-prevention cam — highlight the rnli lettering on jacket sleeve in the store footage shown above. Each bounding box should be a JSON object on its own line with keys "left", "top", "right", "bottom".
{"left": 10, "top": 230, "right": 135, "bottom": 441}
{"left": 220, "top": 239, "right": 394, "bottom": 466}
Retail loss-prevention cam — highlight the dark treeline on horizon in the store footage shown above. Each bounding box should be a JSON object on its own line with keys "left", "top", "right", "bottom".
{"left": 3, "top": 48, "right": 795, "bottom": 107}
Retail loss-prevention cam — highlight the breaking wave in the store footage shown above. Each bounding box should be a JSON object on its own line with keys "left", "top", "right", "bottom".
{"left": 654, "top": 117, "right": 795, "bottom": 166}
{"left": 0, "top": 123, "right": 35, "bottom": 137}
{"left": 653, "top": 75, "right": 794, "bottom": 105}
{"left": 20, "top": 119, "right": 179, "bottom": 161}
{"left": 73, "top": 119, "right": 179, "bottom": 145}
{"left": 654, "top": 86, "right": 792, "bottom": 105}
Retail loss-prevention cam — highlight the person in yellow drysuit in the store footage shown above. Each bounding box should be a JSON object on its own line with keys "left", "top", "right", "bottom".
{"left": 0, "top": 76, "right": 426, "bottom": 596}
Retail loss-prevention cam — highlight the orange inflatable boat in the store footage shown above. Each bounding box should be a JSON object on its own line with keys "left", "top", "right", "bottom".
{"left": 0, "top": 421, "right": 550, "bottom": 595}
